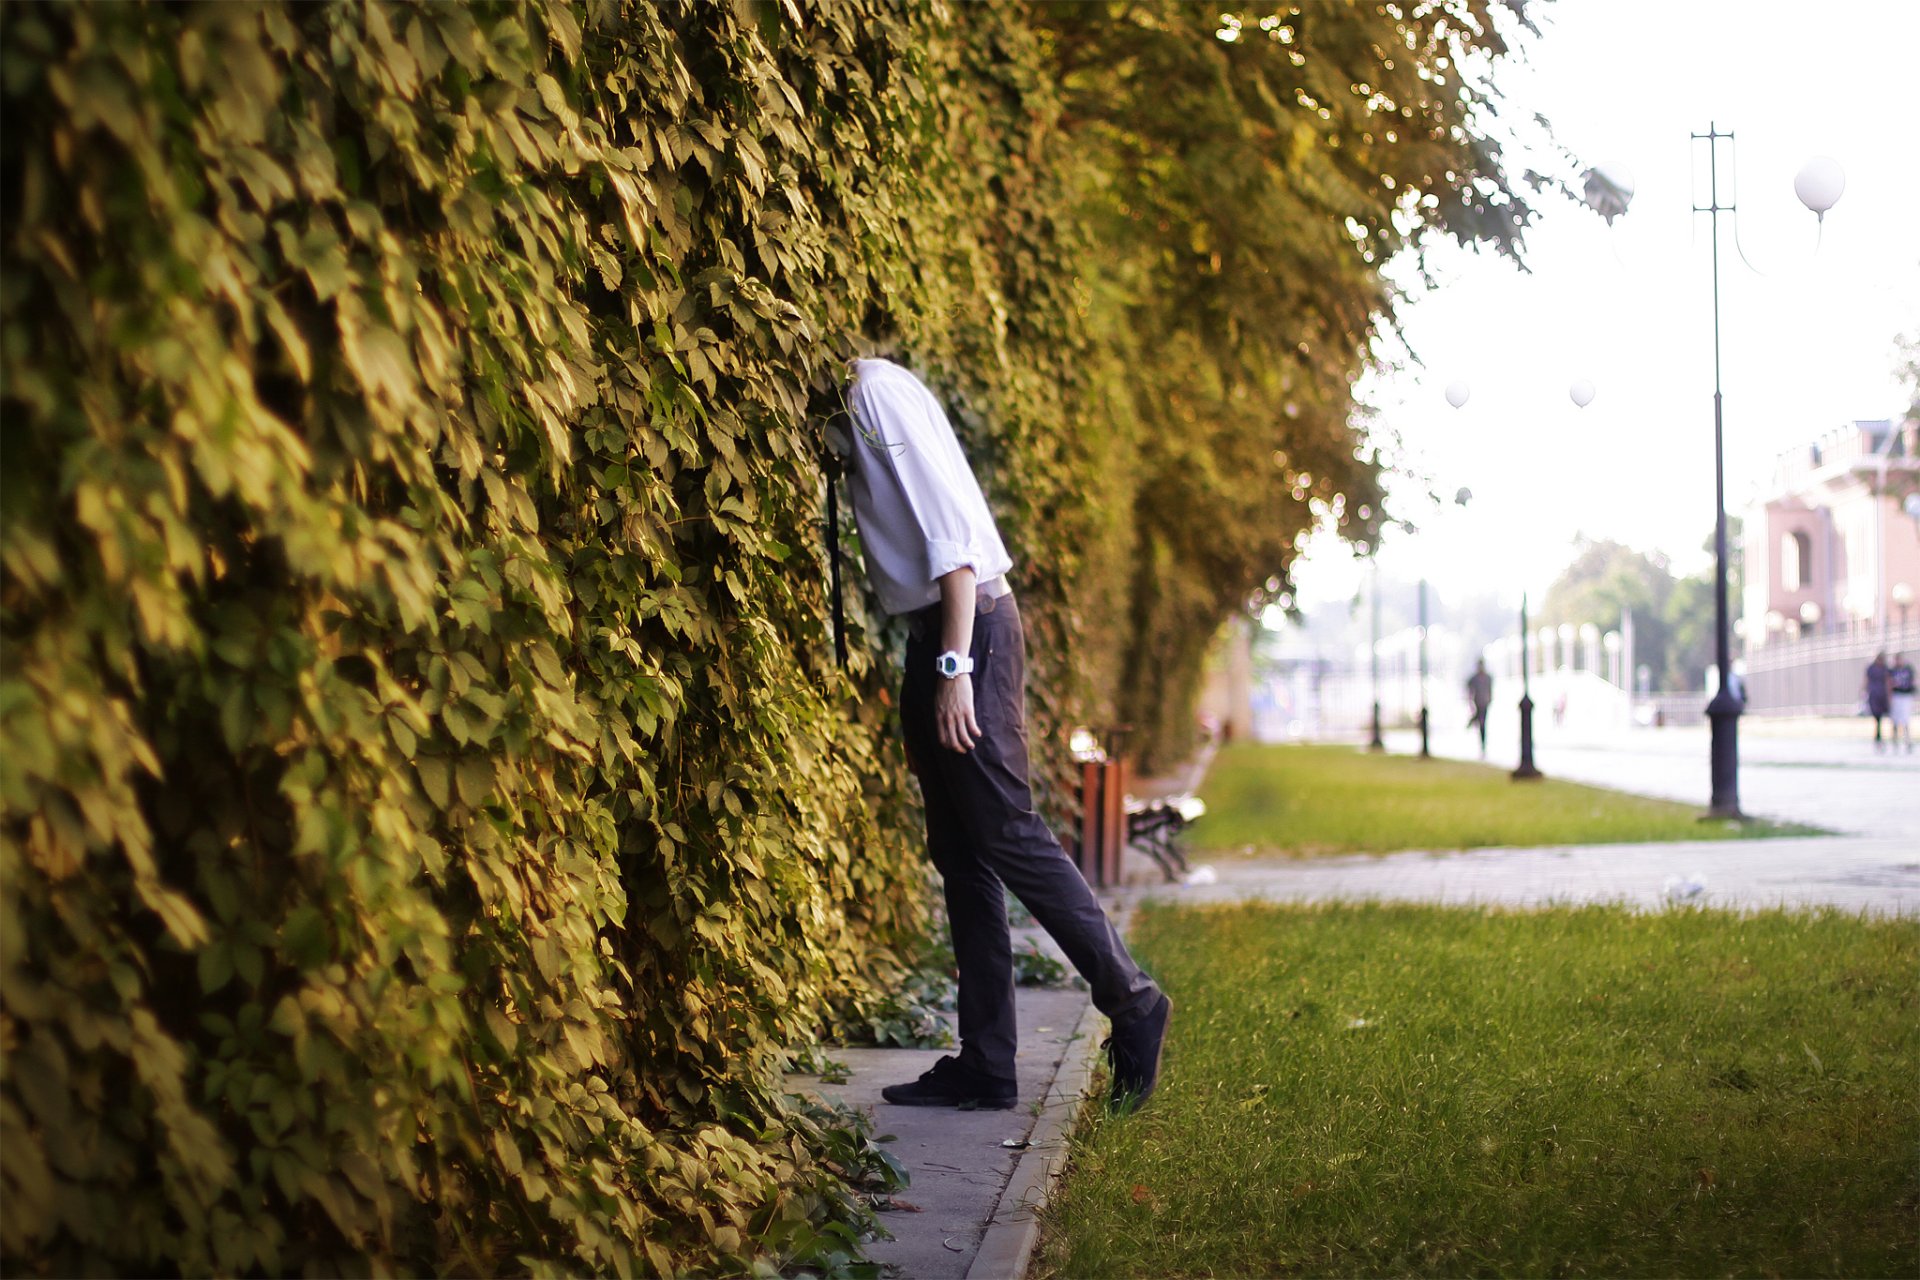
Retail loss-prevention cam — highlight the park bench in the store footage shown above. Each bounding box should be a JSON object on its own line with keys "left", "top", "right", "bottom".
{"left": 1124, "top": 793, "right": 1207, "bottom": 883}
{"left": 1070, "top": 726, "right": 1208, "bottom": 887}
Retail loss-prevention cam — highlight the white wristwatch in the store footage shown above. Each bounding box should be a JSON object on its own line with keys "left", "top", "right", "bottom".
{"left": 934, "top": 651, "right": 974, "bottom": 679}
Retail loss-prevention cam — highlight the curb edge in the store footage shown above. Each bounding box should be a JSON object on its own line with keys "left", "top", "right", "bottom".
{"left": 962, "top": 989, "right": 1106, "bottom": 1280}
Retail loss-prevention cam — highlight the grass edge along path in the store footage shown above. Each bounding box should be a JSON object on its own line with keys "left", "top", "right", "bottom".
{"left": 1191, "top": 743, "right": 1823, "bottom": 858}
{"left": 1037, "top": 900, "right": 1918, "bottom": 1279}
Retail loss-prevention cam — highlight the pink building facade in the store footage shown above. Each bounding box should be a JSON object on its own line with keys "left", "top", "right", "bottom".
{"left": 1742, "top": 418, "right": 1920, "bottom": 648}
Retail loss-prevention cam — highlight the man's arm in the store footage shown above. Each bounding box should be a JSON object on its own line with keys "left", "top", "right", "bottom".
{"left": 935, "top": 566, "right": 981, "bottom": 753}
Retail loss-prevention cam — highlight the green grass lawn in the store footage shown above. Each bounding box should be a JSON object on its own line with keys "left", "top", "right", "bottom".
{"left": 1037, "top": 902, "right": 1919, "bottom": 1279}
{"left": 1191, "top": 743, "right": 1819, "bottom": 857}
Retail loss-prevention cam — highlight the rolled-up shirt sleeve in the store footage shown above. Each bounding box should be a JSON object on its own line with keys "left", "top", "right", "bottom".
{"left": 852, "top": 372, "right": 1006, "bottom": 586}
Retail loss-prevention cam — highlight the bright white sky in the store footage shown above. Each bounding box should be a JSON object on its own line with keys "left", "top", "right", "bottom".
{"left": 1286, "top": 0, "right": 1920, "bottom": 616}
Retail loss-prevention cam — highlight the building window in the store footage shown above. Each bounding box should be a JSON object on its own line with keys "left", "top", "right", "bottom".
{"left": 1781, "top": 530, "right": 1812, "bottom": 591}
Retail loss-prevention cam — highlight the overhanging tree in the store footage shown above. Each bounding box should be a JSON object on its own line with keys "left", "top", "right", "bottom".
{"left": 1032, "top": 1, "right": 1546, "bottom": 764}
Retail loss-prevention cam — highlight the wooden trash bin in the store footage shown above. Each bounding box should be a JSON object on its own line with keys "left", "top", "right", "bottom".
{"left": 1074, "top": 754, "right": 1129, "bottom": 889}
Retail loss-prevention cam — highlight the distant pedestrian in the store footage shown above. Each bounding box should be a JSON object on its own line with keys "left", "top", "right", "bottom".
{"left": 1465, "top": 659, "right": 1493, "bottom": 758}
{"left": 1863, "top": 652, "right": 1891, "bottom": 751}
{"left": 1888, "top": 653, "right": 1915, "bottom": 754}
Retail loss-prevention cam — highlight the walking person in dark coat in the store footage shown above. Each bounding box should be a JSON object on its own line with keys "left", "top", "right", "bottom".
{"left": 840, "top": 355, "right": 1172, "bottom": 1112}
{"left": 1465, "top": 658, "right": 1493, "bottom": 758}
{"left": 1864, "top": 652, "right": 1890, "bottom": 752}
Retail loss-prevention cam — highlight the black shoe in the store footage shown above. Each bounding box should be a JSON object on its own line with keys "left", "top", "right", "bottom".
{"left": 880, "top": 1055, "right": 1018, "bottom": 1110}
{"left": 1105, "top": 992, "right": 1172, "bottom": 1110}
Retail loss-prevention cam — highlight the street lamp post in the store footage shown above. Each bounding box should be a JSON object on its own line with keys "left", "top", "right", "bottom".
{"left": 1418, "top": 578, "right": 1430, "bottom": 758}
{"left": 1369, "top": 560, "right": 1386, "bottom": 751}
{"left": 1681, "top": 125, "right": 1842, "bottom": 819}
{"left": 1590, "top": 135, "right": 1840, "bottom": 815}
{"left": 1695, "top": 123, "right": 1744, "bottom": 818}
{"left": 1514, "top": 592, "right": 1542, "bottom": 780}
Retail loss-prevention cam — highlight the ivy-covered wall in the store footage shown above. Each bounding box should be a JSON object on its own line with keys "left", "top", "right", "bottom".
{"left": 1, "top": 0, "right": 1537, "bottom": 1273}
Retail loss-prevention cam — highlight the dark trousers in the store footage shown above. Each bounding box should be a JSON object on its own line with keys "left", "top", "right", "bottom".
{"left": 901, "top": 593, "right": 1162, "bottom": 1081}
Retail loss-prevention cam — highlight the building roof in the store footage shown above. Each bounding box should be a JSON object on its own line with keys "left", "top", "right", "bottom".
{"left": 1764, "top": 418, "right": 1918, "bottom": 500}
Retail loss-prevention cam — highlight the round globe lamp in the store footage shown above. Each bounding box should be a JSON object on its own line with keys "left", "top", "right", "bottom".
{"left": 1794, "top": 156, "right": 1846, "bottom": 220}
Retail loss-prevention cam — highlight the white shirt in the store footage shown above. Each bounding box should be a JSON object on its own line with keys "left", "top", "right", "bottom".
{"left": 845, "top": 358, "right": 1013, "bottom": 615}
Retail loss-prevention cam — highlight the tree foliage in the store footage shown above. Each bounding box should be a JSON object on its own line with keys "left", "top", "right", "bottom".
{"left": 2, "top": 2, "right": 941, "bottom": 1273}
{"left": 1541, "top": 538, "right": 1675, "bottom": 687}
{"left": 1032, "top": 1, "right": 1542, "bottom": 762}
{"left": 1665, "top": 520, "right": 1743, "bottom": 694}
{"left": 0, "top": 0, "right": 1545, "bottom": 1273}
{"left": 1539, "top": 530, "right": 1745, "bottom": 692}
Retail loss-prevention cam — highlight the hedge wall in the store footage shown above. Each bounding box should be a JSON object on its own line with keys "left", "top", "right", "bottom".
{"left": 1, "top": 1, "right": 1538, "bottom": 1273}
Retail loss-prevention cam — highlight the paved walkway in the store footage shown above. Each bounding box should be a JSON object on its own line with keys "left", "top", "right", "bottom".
{"left": 1135, "top": 835, "right": 1918, "bottom": 916}
{"left": 1407, "top": 719, "right": 1919, "bottom": 839}
{"left": 787, "top": 928, "right": 1093, "bottom": 1280}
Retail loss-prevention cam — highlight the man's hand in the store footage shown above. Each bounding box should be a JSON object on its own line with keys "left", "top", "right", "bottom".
{"left": 933, "top": 565, "right": 980, "bottom": 752}
{"left": 936, "top": 672, "right": 981, "bottom": 753}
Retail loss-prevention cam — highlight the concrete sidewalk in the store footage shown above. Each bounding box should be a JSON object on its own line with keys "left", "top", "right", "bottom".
{"left": 786, "top": 926, "right": 1100, "bottom": 1280}
{"left": 1142, "top": 834, "right": 1919, "bottom": 917}
{"left": 1399, "top": 720, "right": 1920, "bottom": 839}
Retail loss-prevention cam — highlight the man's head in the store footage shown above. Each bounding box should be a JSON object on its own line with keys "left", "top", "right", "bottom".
{"left": 852, "top": 299, "right": 905, "bottom": 362}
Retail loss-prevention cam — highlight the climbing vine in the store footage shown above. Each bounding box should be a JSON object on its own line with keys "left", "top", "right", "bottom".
{"left": 0, "top": 1, "right": 1541, "bottom": 1273}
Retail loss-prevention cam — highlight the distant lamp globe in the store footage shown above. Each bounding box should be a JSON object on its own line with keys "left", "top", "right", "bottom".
{"left": 1580, "top": 163, "right": 1635, "bottom": 224}
{"left": 1892, "top": 582, "right": 1914, "bottom": 607}
{"left": 1454, "top": 486, "right": 1473, "bottom": 507}
{"left": 1794, "top": 156, "right": 1846, "bottom": 220}
{"left": 1569, "top": 379, "right": 1597, "bottom": 409}
{"left": 1904, "top": 492, "right": 1920, "bottom": 520}
{"left": 1798, "top": 600, "right": 1822, "bottom": 628}
{"left": 1444, "top": 381, "right": 1471, "bottom": 409}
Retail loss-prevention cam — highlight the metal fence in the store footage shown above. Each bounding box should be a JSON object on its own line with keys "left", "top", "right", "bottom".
{"left": 1251, "top": 621, "right": 1920, "bottom": 742}
{"left": 1253, "top": 662, "right": 1637, "bottom": 741}
{"left": 1637, "top": 692, "right": 1706, "bottom": 727}
{"left": 1743, "top": 622, "right": 1920, "bottom": 717}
